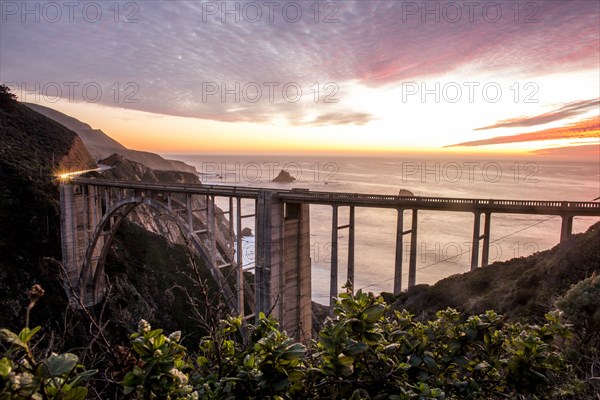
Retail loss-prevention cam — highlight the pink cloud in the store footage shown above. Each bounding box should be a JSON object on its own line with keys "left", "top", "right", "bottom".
{"left": 446, "top": 117, "right": 600, "bottom": 147}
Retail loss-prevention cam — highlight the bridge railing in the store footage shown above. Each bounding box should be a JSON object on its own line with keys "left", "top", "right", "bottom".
{"left": 71, "top": 178, "right": 600, "bottom": 212}
{"left": 278, "top": 190, "right": 600, "bottom": 210}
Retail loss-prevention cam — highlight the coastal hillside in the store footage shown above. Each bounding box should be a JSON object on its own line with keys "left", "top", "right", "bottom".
{"left": 24, "top": 103, "right": 197, "bottom": 174}
{"left": 0, "top": 94, "right": 221, "bottom": 346}
{"left": 391, "top": 222, "right": 600, "bottom": 322}
{"left": 0, "top": 98, "right": 95, "bottom": 328}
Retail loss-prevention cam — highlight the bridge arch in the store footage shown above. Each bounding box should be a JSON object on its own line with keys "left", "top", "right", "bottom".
{"left": 79, "top": 195, "right": 238, "bottom": 312}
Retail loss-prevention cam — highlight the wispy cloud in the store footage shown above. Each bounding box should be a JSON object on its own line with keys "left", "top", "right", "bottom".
{"left": 302, "top": 112, "right": 374, "bottom": 126}
{"left": 531, "top": 144, "right": 599, "bottom": 158}
{"left": 1, "top": 1, "right": 598, "bottom": 123}
{"left": 475, "top": 99, "right": 600, "bottom": 130}
{"left": 446, "top": 117, "right": 600, "bottom": 147}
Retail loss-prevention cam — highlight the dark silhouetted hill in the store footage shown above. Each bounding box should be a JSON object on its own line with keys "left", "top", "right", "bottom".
{"left": 0, "top": 97, "right": 95, "bottom": 329}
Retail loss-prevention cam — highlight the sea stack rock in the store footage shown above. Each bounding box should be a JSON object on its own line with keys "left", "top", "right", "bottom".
{"left": 272, "top": 169, "right": 296, "bottom": 183}
{"left": 241, "top": 227, "right": 253, "bottom": 237}
{"left": 398, "top": 189, "right": 415, "bottom": 197}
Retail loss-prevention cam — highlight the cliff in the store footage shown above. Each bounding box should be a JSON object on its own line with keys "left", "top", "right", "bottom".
{"left": 0, "top": 96, "right": 230, "bottom": 350}
{"left": 24, "top": 103, "right": 197, "bottom": 174}
{"left": 0, "top": 99, "right": 95, "bottom": 328}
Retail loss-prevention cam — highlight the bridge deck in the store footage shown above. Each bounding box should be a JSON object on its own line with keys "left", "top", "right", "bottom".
{"left": 72, "top": 178, "right": 600, "bottom": 216}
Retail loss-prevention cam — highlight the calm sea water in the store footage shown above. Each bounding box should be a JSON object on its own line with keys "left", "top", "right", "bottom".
{"left": 163, "top": 154, "right": 600, "bottom": 304}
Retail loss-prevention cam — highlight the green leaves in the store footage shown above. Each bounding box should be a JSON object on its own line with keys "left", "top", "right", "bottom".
{"left": 0, "top": 357, "right": 12, "bottom": 378}
{"left": 0, "top": 328, "right": 27, "bottom": 350}
{"left": 0, "top": 287, "right": 564, "bottom": 400}
{"left": 122, "top": 320, "right": 193, "bottom": 399}
{"left": 0, "top": 326, "right": 96, "bottom": 400}
{"left": 0, "top": 279, "right": 585, "bottom": 399}
{"left": 37, "top": 353, "right": 79, "bottom": 378}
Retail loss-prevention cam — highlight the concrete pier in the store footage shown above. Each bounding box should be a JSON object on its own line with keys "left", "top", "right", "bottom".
{"left": 256, "top": 191, "right": 312, "bottom": 340}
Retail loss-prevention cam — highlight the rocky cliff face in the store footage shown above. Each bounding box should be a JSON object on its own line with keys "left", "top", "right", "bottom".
{"left": 24, "top": 103, "right": 197, "bottom": 174}
{"left": 96, "top": 154, "right": 235, "bottom": 265}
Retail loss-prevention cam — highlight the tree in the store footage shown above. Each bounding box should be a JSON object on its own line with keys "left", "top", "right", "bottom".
{"left": 0, "top": 84, "right": 18, "bottom": 110}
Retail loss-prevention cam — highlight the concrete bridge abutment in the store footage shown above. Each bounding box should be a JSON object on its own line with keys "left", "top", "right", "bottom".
{"left": 256, "top": 191, "right": 312, "bottom": 341}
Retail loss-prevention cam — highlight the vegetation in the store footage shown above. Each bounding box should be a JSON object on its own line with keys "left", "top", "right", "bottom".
{"left": 0, "top": 286, "right": 97, "bottom": 400}
{"left": 3, "top": 283, "right": 596, "bottom": 399}
{"left": 557, "top": 273, "right": 600, "bottom": 347}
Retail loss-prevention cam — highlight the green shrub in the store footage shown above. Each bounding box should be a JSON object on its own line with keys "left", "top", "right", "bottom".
{"left": 120, "top": 287, "right": 578, "bottom": 399}
{"left": 0, "top": 286, "right": 96, "bottom": 400}
{"left": 557, "top": 273, "right": 600, "bottom": 346}
{"left": 0, "top": 285, "right": 581, "bottom": 399}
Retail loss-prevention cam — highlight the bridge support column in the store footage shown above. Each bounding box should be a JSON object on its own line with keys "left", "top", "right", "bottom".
{"left": 60, "top": 184, "right": 104, "bottom": 306}
{"left": 471, "top": 211, "right": 481, "bottom": 270}
{"left": 396, "top": 209, "right": 419, "bottom": 291}
{"left": 408, "top": 210, "right": 418, "bottom": 288}
{"left": 394, "top": 209, "right": 404, "bottom": 294}
{"left": 330, "top": 205, "right": 338, "bottom": 307}
{"left": 560, "top": 215, "right": 574, "bottom": 243}
{"left": 256, "top": 191, "right": 280, "bottom": 319}
{"left": 208, "top": 195, "right": 216, "bottom": 265}
{"left": 347, "top": 206, "right": 355, "bottom": 291}
{"left": 283, "top": 202, "right": 312, "bottom": 342}
{"left": 481, "top": 213, "right": 492, "bottom": 267}
{"left": 256, "top": 191, "right": 311, "bottom": 341}
{"left": 236, "top": 197, "right": 244, "bottom": 317}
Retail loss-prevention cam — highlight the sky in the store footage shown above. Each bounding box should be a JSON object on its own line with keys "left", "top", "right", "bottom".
{"left": 1, "top": 0, "right": 599, "bottom": 157}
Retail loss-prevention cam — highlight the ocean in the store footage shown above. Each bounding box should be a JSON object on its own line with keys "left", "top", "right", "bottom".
{"left": 163, "top": 154, "right": 600, "bottom": 304}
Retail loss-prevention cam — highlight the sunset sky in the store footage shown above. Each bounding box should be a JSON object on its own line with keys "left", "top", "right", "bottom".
{"left": 1, "top": 0, "right": 598, "bottom": 156}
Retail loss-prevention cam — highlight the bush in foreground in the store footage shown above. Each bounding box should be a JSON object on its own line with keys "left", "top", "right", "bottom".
{"left": 0, "top": 285, "right": 584, "bottom": 399}
{"left": 0, "top": 285, "right": 97, "bottom": 399}
{"left": 122, "top": 286, "right": 579, "bottom": 399}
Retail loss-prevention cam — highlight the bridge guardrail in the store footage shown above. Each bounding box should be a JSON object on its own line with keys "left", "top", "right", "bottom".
{"left": 70, "top": 178, "right": 600, "bottom": 214}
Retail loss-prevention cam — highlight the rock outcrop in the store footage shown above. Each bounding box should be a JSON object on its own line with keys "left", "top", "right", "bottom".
{"left": 273, "top": 169, "right": 296, "bottom": 183}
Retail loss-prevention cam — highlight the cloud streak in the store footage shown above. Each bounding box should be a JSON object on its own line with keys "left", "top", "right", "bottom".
{"left": 475, "top": 99, "right": 600, "bottom": 130}
{"left": 446, "top": 117, "right": 600, "bottom": 147}
{"left": 302, "top": 112, "right": 374, "bottom": 126}
{"left": 531, "top": 144, "right": 599, "bottom": 158}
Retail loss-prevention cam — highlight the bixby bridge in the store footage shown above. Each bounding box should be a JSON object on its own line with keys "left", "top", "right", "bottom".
{"left": 60, "top": 178, "right": 600, "bottom": 340}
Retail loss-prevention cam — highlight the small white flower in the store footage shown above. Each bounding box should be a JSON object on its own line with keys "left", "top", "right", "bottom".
{"left": 168, "top": 331, "right": 182, "bottom": 342}
{"left": 10, "top": 374, "right": 21, "bottom": 389}
{"left": 169, "top": 368, "right": 188, "bottom": 385}
{"left": 138, "top": 319, "right": 151, "bottom": 333}
{"left": 153, "top": 349, "right": 162, "bottom": 357}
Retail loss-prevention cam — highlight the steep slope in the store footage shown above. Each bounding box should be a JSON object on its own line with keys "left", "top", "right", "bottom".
{"left": 0, "top": 96, "right": 223, "bottom": 348}
{"left": 0, "top": 99, "right": 96, "bottom": 328}
{"left": 24, "top": 103, "right": 197, "bottom": 174}
{"left": 391, "top": 222, "right": 600, "bottom": 322}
